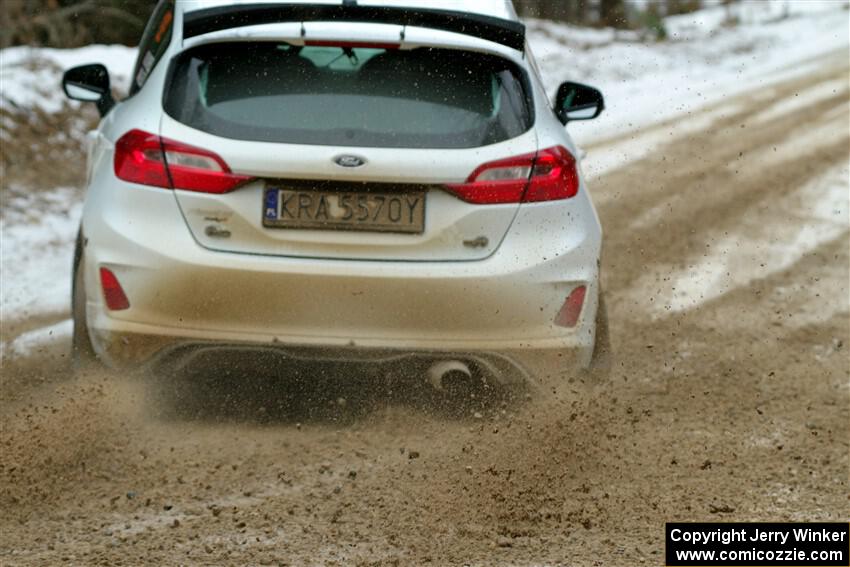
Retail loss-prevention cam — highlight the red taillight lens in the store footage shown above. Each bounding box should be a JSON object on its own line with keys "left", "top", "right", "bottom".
{"left": 445, "top": 152, "right": 535, "bottom": 204}
{"left": 445, "top": 145, "right": 579, "bottom": 205}
{"left": 523, "top": 146, "right": 579, "bottom": 203}
{"left": 114, "top": 129, "right": 170, "bottom": 188}
{"left": 114, "top": 129, "right": 253, "bottom": 194}
{"left": 162, "top": 137, "right": 254, "bottom": 194}
{"left": 554, "top": 285, "right": 586, "bottom": 328}
{"left": 99, "top": 267, "right": 130, "bottom": 311}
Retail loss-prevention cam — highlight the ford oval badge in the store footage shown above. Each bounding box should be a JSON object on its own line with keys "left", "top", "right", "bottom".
{"left": 334, "top": 154, "right": 366, "bottom": 168}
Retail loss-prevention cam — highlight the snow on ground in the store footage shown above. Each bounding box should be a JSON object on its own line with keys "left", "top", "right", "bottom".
{"left": 0, "top": 44, "right": 134, "bottom": 113}
{"left": 0, "top": 320, "right": 72, "bottom": 360}
{"left": 0, "top": 2, "right": 848, "bottom": 356}
{"left": 528, "top": 0, "right": 850, "bottom": 147}
{"left": 1, "top": 46, "right": 134, "bottom": 358}
{"left": 0, "top": 187, "right": 83, "bottom": 322}
{"left": 581, "top": 100, "right": 749, "bottom": 186}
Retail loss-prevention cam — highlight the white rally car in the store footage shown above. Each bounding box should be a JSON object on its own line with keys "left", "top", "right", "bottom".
{"left": 64, "top": 0, "right": 608, "bottom": 391}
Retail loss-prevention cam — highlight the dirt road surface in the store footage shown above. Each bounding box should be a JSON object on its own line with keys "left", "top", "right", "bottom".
{"left": 1, "top": 53, "right": 848, "bottom": 566}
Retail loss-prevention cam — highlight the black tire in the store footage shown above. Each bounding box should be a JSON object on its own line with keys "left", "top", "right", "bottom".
{"left": 71, "top": 231, "right": 99, "bottom": 369}
{"left": 588, "top": 290, "right": 612, "bottom": 375}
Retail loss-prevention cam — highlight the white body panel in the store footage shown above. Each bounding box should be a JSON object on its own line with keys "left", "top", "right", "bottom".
{"left": 179, "top": 0, "right": 518, "bottom": 21}
{"left": 75, "top": 0, "right": 604, "bottom": 381}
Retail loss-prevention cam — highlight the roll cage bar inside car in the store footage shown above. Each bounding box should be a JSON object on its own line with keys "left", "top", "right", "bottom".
{"left": 182, "top": 3, "right": 527, "bottom": 51}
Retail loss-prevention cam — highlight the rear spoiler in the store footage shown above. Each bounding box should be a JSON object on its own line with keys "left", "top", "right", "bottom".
{"left": 183, "top": 3, "right": 526, "bottom": 51}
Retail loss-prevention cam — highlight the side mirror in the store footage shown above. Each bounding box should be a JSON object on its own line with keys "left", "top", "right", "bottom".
{"left": 62, "top": 64, "right": 115, "bottom": 117}
{"left": 554, "top": 81, "right": 604, "bottom": 124}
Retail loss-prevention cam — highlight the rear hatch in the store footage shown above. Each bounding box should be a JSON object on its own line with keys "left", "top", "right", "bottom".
{"left": 160, "top": 41, "right": 536, "bottom": 261}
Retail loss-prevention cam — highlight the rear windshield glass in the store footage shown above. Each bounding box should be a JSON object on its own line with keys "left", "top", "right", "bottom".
{"left": 164, "top": 43, "right": 532, "bottom": 149}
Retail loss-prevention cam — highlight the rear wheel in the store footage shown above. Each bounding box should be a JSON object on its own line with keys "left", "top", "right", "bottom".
{"left": 71, "top": 232, "right": 99, "bottom": 369}
{"left": 588, "top": 290, "right": 612, "bottom": 375}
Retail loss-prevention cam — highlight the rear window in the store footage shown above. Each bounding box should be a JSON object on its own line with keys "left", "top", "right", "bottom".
{"left": 164, "top": 43, "right": 532, "bottom": 149}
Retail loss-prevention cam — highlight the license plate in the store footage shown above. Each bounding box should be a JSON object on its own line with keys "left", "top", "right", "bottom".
{"left": 262, "top": 187, "right": 425, "bottom": 233}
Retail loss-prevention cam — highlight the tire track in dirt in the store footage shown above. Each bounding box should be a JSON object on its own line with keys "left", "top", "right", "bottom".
{"left": 582, "top": 48, "right": 848, "bottom": 157}
{"left": 594, "top": 62, "right": 849, "bottom": 312}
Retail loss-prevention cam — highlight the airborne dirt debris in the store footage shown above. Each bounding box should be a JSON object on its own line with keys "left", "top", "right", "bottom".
{"left": 1, "top": 9, "right": 849, "bottom": 567}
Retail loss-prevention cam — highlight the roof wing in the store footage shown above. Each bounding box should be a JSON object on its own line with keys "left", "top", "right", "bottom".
{"left": 183, "top": 3, "right": 525, "bottom": 51}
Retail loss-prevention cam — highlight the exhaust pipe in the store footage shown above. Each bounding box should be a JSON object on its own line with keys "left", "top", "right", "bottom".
{"left": 426, "top": 360, "right": 472, "bottom": 391}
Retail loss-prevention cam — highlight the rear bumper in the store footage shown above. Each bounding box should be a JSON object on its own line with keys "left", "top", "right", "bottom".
{"left": 81, "top": 185, "right": 601, "bottom": 376}
{"left": 90, "top": 329, "right": 592, "bottom": 386}
{"left": 89, "top": 307, "right": 597, "bottom": 381}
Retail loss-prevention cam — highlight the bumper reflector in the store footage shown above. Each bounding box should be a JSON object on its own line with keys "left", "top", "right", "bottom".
{"left": 99, "top": 267, "right": 130, "bottom": 311}
{"left": 554, "top": 285, "right": 586, "bottom": 327}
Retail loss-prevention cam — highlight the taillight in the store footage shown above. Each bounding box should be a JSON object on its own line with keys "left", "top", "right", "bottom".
{"left": 99, "top": 267, "right": 130, "bottom": 311}
{"left": 114, "top": 129, "right": 253, "bottom": 194}
{"left": 523, "top": 146, "right": 579, "bottom": 203}
{"left": 445, "top": 145, "right": 579, "bottom": 204}
{"left": 114, "top": 130, "right": 170, "bottom": 188}
{"left": 445, "top": 152, "right": 534, "bottom": 204}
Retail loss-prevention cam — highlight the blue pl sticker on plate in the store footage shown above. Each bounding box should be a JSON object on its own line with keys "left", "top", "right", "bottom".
{"left": 264, "top": 188, "right": 278, "bottom": 220}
